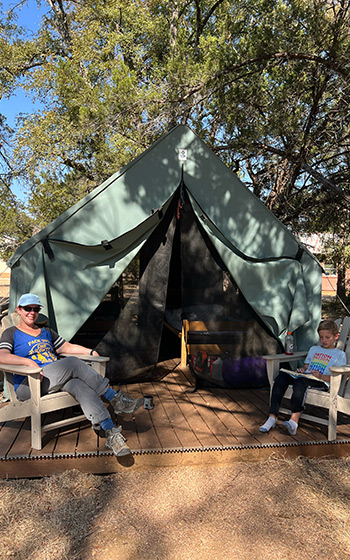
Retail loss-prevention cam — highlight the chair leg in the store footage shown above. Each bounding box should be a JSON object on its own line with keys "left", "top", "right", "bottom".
{"left": 328, "top": 375, "right": 339, "bottom": 441}
{"left": 328, "top": 399, "right": 338, "bottom": 441}
{"left": 31, "top": 410, "right": 43, "bottom": 450}
{"left": 28, "top": 373, "right": 43, "bottom": 449}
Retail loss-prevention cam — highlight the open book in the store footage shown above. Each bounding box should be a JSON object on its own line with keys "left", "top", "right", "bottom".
{"left": 280, "top": 367, "right": 324, "bottom": 383}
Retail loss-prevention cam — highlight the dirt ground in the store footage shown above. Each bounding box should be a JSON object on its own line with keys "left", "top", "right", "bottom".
{"left": 0, "top": 455, "right": 349, "bottom": 560}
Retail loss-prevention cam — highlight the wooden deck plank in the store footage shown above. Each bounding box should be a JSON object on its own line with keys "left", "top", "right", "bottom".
{"left": 125, "top": 381, "right": 163, "bottom": 451}
{"left": 168, "top": 368, "right": 225, "bottom": 447}
{"left": 173, "top": 367, "right": 266, "bottom": 446}
{"left": 161, "top": 370, "right": 205, "bottom": 448}
{"left": 143, "top": 380, "right": 183, "bottom": 449}
{"left": 5, "top": 416, "right": 33, "bottom": 458}
{"left": 175, "top": 387, "right": 233, "bottom": 448}
{"left": 206, "top": 388, "right": 267, "bottom": 445}
{"left": 0, "top": 419, "right": 26, "bottom": 458}
{"left": 162, "top": 370, "right": 204, "bottom": 448}
{"left": 152, "top": 373, "right": 204, "bottom": 449}
{"left": 50, "top": 408, "right": 84, "bottom": 456}
{"left": 185, "top": 386, "right": 248, "bottom": 447}
{"left": 75, "top": 423, "right": 99, "bottom": 454}
{"left": 207, "top": 387, "right": 276, "bottom": 445}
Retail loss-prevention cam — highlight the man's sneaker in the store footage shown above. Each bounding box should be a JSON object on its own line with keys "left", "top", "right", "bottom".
{"left": 105, "top": 426, "right": 131, "bottom": 457}
{"left": 111, "top": 390, "right": 143, "bottom": 415}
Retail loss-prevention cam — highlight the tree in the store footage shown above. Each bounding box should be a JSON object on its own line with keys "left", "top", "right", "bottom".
{"left": 0, "top": 0, "right": 349, "bottom": 296}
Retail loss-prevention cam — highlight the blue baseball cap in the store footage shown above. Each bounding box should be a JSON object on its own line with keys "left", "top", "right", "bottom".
{"left": 17, "top": 293, "right": 43, "bottom": 308}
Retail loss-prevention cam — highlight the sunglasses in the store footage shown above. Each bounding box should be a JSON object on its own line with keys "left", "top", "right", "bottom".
{"left": 21, "top": 306, "right": 41, "bottom": 313}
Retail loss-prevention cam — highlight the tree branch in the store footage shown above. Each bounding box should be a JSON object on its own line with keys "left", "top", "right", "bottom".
{"left": 215, "top": 141, "right": 350, "bottom": 204}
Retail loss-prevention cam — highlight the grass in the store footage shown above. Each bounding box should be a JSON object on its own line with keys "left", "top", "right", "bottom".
{"left": 0, "top": 457, "right": 350, "bottom": 559}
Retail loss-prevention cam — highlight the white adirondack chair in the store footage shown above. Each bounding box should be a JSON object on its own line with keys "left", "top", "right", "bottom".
{"left": 263, "top": 317, "right": 350, "bottom": 440}
{"left": 0, "top": 354, "right": 109, "bottom": 450}
{"left": 0, "top": 312, "right": 109, "bottom": 450}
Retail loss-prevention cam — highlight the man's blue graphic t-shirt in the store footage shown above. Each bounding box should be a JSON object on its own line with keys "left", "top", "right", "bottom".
{"left": 0, "top": 326, "right": 66, "bottom": 390}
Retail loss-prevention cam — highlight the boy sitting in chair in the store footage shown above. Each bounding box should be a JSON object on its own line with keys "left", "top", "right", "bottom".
{"left": 0, "top": 293, "right": 143, "bottom": 457}
{"left": 259, "top": 319, "right": 346, "bottom": 436}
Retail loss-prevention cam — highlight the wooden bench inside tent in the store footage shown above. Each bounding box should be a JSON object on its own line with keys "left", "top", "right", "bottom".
{"left": 181, "top": 319, "right": 249, "bottom": 367}
{"left": 0, "top": 312, "right": 109, "bottom": 450}
{"left": 263, "top": 317, "right": 350, "bottom": 440}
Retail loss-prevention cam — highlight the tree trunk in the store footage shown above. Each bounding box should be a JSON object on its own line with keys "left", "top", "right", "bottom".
{"left": 337, "top": 262, "right": 346, "bottom": 300}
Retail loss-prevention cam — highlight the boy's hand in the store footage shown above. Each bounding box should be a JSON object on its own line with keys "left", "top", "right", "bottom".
{"left": 308, "top": 370, "right": 321, "bottom": 379}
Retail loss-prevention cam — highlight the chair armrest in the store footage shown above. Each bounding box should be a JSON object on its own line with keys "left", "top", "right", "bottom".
{"left": 329, "top": 366, "right": 350, "bottom": 400}
{"left": 59, "top": 353, "right": 109, "bottom": 376}
{"left": 59, "top": 353, "right": 109, "bottom": 363}
{"left": 0, "top": 363, "right": 42, "bottom": 375}
{"left": 0, "top": 363, "right": 42, "bottom": 403}
{"left": 330, "top": 365, "right": 350, "bottom": 375}
{"left": 0, "top": 356, "right": 109, "bottom": 377}
{"left": 262, "top": 351, "right": 307, "bottom": 386}
{"left": 262, "top": 351, "right": 308, "bottom": 362}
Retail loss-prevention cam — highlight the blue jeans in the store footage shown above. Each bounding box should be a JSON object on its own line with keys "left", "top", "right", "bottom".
{"left": 270, "top": 370, "right": 327, "bottom": 416}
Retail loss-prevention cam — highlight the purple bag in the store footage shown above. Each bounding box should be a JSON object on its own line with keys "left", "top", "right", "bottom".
{"left": 222, "top": 356, "right": 268, "bottom": 387}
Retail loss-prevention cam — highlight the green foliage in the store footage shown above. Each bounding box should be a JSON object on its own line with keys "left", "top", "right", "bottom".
{"left": 0, "top": 0, "right": 349, "bottom": 292}
{"left": 0, "top": 186, "right": 35, "bottom": 260}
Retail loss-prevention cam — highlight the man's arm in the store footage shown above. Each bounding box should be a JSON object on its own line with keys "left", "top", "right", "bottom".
{"left": 56, "top": 341, "right": 99, "bottom": 356}
{"left": 0, "top": 348, "right": 38, "bottom": 369}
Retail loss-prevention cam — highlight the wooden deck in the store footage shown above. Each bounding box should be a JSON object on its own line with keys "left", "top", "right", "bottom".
{"left": 1, "top": 359, "right": 350, "bottom": 478}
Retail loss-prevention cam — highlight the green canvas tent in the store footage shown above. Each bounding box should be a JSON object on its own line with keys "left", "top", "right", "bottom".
{"left": 7, "top": 125, "right": 322, "bottom": 384}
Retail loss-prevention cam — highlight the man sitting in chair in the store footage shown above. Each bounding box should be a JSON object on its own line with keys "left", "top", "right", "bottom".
{"left": 0, "top": 293, "right": 143, "bottom": 457}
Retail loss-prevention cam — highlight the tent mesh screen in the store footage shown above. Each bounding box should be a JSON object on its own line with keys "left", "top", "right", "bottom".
{"left": 96, "top": 188, "right": 281, "bottom": 384}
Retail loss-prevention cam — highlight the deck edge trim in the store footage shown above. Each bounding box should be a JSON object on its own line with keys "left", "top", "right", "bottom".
{"left": 2, "top": 438, "right": 350, "bottom": 462}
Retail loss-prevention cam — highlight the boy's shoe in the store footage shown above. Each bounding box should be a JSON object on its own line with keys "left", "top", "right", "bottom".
{"left": 105, "top": 426, "right": 131, "bottom": 457}
{"left": 111, "top": 390, "right": 143, "bottom": 415}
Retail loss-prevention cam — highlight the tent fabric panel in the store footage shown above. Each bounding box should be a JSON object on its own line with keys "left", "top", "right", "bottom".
{"left": 11, "top": 242, "right": 140, "bottom": 340}
{"left": 290, "top": 252, "right": 322, "bottom": 351}
{"left": 184, "top": 183, "right": 315, "bottom": 262}
{"left": 187, "top": 193, "right": 321, "bottom": 351}
{"left": 8, "top": 125, "right": 316, "bottom": 267}
{"left": 183, "top": 175, "right": 301, "bottom": 259}
{"left": 8, "top": 197, "right": 176, "bottom": 340}
{"left": 96, "top": 199, "right": 178, "bottom": 380}
{"left": 7, "top": 128, "right": 191, "bottom": 266}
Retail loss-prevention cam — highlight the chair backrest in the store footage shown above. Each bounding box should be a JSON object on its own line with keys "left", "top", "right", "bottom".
{"left": 0, "top": 313, "right": 20, "bottom": 396}
{"left": 335, "top": 317, "right": 350, "bottom": 397}
{"left": 0, "top": 312, "right": 20, "bottom": 335}
{"left": 336, "top": 316, "right": 350, "bottom": 352}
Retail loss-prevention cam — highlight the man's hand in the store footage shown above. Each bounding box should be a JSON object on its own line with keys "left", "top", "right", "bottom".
{"left": 24, "top": 358, "right": 38, "bottom": 367}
